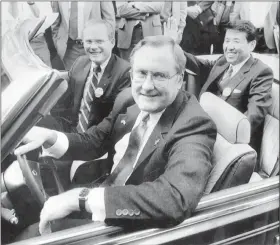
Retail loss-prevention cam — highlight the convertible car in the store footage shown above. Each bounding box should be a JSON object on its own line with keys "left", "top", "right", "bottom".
{"left": 1, "top": 18, "right": 279, "bottom": 245}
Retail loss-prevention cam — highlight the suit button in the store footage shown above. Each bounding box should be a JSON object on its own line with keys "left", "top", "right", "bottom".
{"left": 134, "top": 209, "right": 140, "bottom": 216}
{"left": 116, "top": 209, "right": 122, "bottom": 216}
{"left": 122, "top": 209, "right": 129, "bottom": 216}
{"left": 128, "top": 209, "right": 134, "bottom": 216}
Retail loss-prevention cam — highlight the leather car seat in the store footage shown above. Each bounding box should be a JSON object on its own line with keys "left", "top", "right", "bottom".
{"left": 250, "top": 83, "right": 279, "bottom": 182}
{"left": 200, "top": 92, "right": 257, "bottom": 194}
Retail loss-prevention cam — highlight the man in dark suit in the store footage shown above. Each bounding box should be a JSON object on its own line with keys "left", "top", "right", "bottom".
{"left": 43, "top": 19, "right": 131, "bottom": 133}
{"left": 15, "top": 36, "right": 216, "bottom": 236}
{"left": 184, "top": 20, "right": 273, "bottom": 150}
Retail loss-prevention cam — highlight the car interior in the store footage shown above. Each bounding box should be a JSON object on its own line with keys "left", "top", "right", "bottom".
{"left": 1, "top": 19, "right": 279, "bottom": 245}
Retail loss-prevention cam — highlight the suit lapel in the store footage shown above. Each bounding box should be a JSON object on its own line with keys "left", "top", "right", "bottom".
{"left": 73, "top": 59, "right": 91, "bottom": 111}
{"left": 202, "top": 60, "right": 229, "bottom": 94}
{"left": 97, "top": 55, "right": 114, "bottom": 94}
{"left": 113, "top": 104, "right": 140, "bottom": 142}
{"left": 133, "top": 91, "right": 185, "bottom": 171}
{"left": 224, "top": 56, "right": 255, "bottom": 101}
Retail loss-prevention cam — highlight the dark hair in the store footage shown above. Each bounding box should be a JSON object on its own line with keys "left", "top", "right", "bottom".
{"left": 129, "top": 35, "right": 186, "bottom": 74}
{"left": 226, "top": 20, "right": 257, "bottom": 42}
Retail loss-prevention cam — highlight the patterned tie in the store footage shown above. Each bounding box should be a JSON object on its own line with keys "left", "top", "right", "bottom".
{"left": 77, "top": 66, "right": 101, "bottom": 132}
{"left": 219, "top": 65, "right": 233, "bottom": 88}
{"left": 101, "top": 113, "right": 150, "bottom": 186}
{"left": 69, "top": 1, "right": 78, "bottom": 40}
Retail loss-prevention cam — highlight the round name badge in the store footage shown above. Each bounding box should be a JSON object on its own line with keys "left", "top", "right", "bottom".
{"left": 95, "top": 87, "right": 104, "bottom": 98}
{"left": 222, "top": 87, "right": 232, "bottom": 97}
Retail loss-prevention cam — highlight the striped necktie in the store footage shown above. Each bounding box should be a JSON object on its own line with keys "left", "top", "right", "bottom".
{"left": 101, "top": 113, "right": 150, "bottom": 186}
{"left": 77, "top": 66, "right": 101, "bottom": 132}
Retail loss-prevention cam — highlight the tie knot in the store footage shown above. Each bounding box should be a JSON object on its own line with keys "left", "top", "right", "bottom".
{"left": 141, "top": 112, "right": 150, "bottom": 124}
{"left": 93, "top": 65, "right": 101, "bottom": 74}
{"left": 227, "top": 65, "right": 233, "bottom": 75}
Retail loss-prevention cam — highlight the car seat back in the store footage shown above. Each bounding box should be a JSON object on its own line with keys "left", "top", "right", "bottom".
{"left": 200, "top": 92, "right": 257, "bottom": 194}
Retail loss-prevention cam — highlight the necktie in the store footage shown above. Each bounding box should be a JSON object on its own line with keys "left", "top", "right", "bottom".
{"left": 101, "top": 113, "right": 150, "bottom": 186}
{"left": 69, "top": 1, "right": 78, "bottom": 40}
{"left": 219, "top": 65, "right": 233, "bottom": 88}
{"left": 77, "top": 66, "right": 101, "bottom": 132}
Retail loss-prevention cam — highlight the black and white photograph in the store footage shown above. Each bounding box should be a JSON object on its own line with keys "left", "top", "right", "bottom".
{"left": 1, "top": 1, "right": 279, "bottom": 244}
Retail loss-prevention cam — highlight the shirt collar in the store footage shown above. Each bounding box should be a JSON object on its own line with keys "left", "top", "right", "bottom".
{"left": 139, "top": 109, "right": 165, "bottom": 126}
{"left": 230, "top": 55, "right": 251, "bottom": 74}
{"left": 91, "top": 54, "right": 112, "bottom": 73}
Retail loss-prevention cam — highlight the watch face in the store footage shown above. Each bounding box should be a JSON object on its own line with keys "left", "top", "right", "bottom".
{"left": 80, "top": 188, "right": 90, "bottom": 198}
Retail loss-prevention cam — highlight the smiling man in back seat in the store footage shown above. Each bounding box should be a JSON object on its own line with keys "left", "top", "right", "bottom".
{"left": 184, "top": 20, "right": 274, "bottom": 151}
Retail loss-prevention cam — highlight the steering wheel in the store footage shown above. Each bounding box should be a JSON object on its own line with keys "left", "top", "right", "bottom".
{"left": 17, "top": 154, "right": 64, "bottom": 208}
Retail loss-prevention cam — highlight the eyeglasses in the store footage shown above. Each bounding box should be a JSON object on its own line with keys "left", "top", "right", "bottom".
{"left": 84, "top": 39, "right": 110, "bottom": 45}
{"left": 132, "top": 70, "right": 180, "bottom": 86}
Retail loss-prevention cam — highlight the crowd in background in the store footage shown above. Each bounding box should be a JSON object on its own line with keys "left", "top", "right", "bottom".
{"left": 2, "top": 1, "right": 279, "bottom": 70}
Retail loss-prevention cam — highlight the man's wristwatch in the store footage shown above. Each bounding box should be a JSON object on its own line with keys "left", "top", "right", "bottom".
{"left": 79, "top": 188, "right": 90, "bottom": 212}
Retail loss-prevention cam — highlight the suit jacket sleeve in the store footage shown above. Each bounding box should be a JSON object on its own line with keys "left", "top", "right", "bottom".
{"left": 184, "top": 52, "right": 215, "bottom": 86}
{"left": 198, "top": 1, "right": 214, "bottom": 12}
{"left": 133, "top": 2, "right": 163, "bottom": 14}
{"left": 100, "top": 1, "right": 116, "bottom": 29}
{"left": 50, "top": 1, "right": 60, "bottom": 42}
{"left": 104, "top": 115, "right": 216, "bottom": 226}
{"left": 244, "top": 66, "right": 273, "bottom": 134}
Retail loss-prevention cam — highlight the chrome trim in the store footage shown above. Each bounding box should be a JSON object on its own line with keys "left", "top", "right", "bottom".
{"left": 211, "top": 221, "right": 279, "bottom": 245}
{"left": 93, "top": 190, "right": 279, "bottom": 245}
{"left": 10, "top": 177, "right": 279, "bottom": 245}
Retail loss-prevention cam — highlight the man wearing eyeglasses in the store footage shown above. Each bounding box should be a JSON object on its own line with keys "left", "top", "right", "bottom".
{"left": 15, "top": 36, "right": 216, "bottom": 236}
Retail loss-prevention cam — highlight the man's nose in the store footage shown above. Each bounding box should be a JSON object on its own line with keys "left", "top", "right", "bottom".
{"left": 141, "top": 74, "right": 155, "bottom": 90}
{"left": 226, "top": 41, "right": 235, "bottom": 50}
{"left": 89, "top": 42, "right": 98, "bottom": 49}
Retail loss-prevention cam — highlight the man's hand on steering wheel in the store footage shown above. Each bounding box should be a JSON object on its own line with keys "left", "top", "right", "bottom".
{"left": 14, "top": 126, "right": 58, "bottom": 156}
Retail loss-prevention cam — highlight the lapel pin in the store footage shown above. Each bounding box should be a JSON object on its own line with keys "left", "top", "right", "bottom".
{"left": 95, "top": 87, "right": 104, "bottom": 98}
{"left": 121, "top": 119, "right": 126, "bottom": 125}
{"left": 222, "top": 87, "right": 232, "bottom": 97}
{"left": 154, "top": 139, "right": 160, "bottom": 146}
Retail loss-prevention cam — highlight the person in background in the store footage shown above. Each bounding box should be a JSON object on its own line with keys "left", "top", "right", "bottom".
{"left": 230, "top": 2, "right": 275, "bottom": 53}
{"left": 180, "top": 1, "right": 218, "bottom": 55}
{"left": 264, "top": 1, "right": 280, "bottom": 53}
{"left": 116, "top": 2, "right": 164, "bottom": 61}
{"left": 51, "top": 1, "right": 115, "bottom": 70}
{"left": 2, "top": 1, "right": 53, "bottom": 66}
{"left": 14, "top": 35, "right": 216, "bottom": 238}
{"left": 160, "top": 1, "right": 188, "bottom": 44}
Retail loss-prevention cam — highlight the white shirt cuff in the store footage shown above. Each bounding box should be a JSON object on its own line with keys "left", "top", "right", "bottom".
{"left": 88, "top": 188, "right": 106, "bottom": 221}
{"left": 41, "top": 131, "right": 69, "bottom": 159}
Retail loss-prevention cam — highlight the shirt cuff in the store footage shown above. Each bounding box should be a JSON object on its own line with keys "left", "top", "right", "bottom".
{"left": 41, "top": 131, "right": 69, "bottom": 159}
{"left": 88, "top": 188, "right": 106, "bottom": 221}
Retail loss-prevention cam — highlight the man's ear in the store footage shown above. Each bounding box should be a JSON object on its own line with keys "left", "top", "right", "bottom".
{"left": 249, "top": 40, "right": 257, "bottom": 52}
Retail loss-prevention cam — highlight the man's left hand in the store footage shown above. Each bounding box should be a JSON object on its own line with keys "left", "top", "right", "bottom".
{"left": 39, "top": 188, "right": 82, "bottom": 235}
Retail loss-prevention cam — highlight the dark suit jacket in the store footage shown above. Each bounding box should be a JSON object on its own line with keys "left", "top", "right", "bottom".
{"left": 185, "top": 52, "right": 273, "bottom": 136}
{"left": 51, "top": 54, "right": 131, "bottom": 130}
{"left": 62, "top": 89, "right": 217, "bottom": 226}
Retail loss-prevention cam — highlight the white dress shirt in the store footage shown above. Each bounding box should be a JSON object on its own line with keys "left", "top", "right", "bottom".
{"left": 227, "top": 55, "right": 251, "bottom": 79}
{"left": 43, "top": 109, "right": 165, "bottom": 221}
